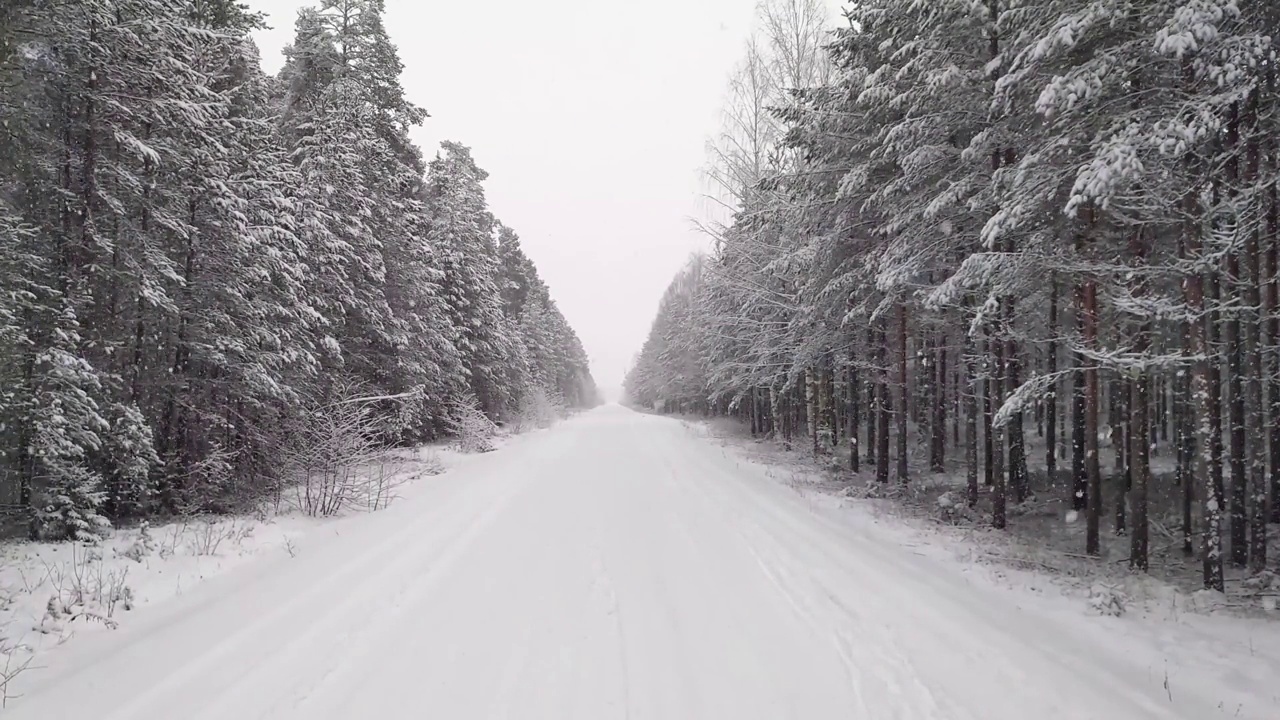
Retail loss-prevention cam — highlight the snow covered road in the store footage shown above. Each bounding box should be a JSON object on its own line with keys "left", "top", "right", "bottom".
{"left": 4, "top": 406, "right": 1244, "bottom": 719}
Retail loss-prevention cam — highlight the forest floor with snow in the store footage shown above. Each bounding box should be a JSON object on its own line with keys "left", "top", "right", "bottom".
{"left": 0, "top": 439, "right": 499, "bottom": 705}
{"left": 689, "top": 416, "right": 1280, "bottom": 618}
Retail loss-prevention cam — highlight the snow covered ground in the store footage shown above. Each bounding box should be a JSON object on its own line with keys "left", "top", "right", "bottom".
{"left": 0, "top": 444, "right": 461, "bottom": 697}
{"left": 2, "top": 405, "right": 1277, "bottom": 718}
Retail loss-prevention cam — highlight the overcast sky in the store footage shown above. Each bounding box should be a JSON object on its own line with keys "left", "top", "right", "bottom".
{"left": 249, "top": 0, "right": 838, "bottom": 396}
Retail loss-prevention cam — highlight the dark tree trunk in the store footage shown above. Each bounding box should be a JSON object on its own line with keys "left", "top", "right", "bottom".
{"left": 1007, "top": 312, "right": 1028, "bottom": 504}
{"left": 992, "top": 322, "right": 1007, "bottom": 530}
{"left": 897, "top": 303, "right": 909, "bottom": 483}
{"left": 1130, "top": 369, "right": 1151, "bottom": 570}
{"left": 1269, "top": 122, "right": 1280, "bottom": 526}
{"left": 867, "top": 328, "right": 878, "bottom": 468}
{"left": 1080, "top": 205, "right": 1102, "bottom": 554}
{"left": 1129, "top": 229, "right": 1151, "bottom": 571}
{"left": 1114, "top": 378, "right": 1130, "bottom": 537}
{"left": 1047, "top": 276, "right": 1059, "bottom": 482}
{"left": 877, "top": 323, "right": 891, "bottom": 484}
{"left": 965, "top": 320, "right": 979, "bottom": 507}
{"left": 983, "top": 340, "right": 995, "bottom": 489}
{"left": 1072, "top": 364, "right": 1088, "bottom": 512}
{"left": 932, "top": 326, "right": 947, "bottom": 473}
{"left": 1244, "top": 88, "right": 1267, "bottom": 570}
{"left": 849, "top": 365, "right": 860, "bottom": 472}
{"left": 1227, "top": 248, "right": 1248, "bottom": 568}
{"left": 1180, "top": 357, "right": 1196, "bottom": 557}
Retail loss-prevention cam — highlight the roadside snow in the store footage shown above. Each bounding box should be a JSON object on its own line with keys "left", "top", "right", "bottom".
{"left": 0, "top": 443, "right": 462, "bottom": 702}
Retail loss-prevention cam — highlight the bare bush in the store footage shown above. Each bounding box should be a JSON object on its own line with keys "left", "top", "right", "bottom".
{"left": 281, "top": 381, "right": 415, "bottom": 517}
{"left": 36, "top": 544, "right": 133, "bottom": 634}
{"left": 445, "top": 397, "right": 498, "bottom": 453}
{"left": 365, "top": 454, "right": 410, "bottom": 512}
{"left": 418, "top": 449, "right": 446, "bottom": 476}
{"left": 0, "top": 642, "right": 36, "bottom": 709}
{"left": 170, "top": 444, "right": 240, "bottom": 515}
{"left": 185, "top": 518, "right": 254, "bottom": 557}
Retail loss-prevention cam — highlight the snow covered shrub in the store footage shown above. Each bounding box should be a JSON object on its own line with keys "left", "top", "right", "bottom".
{"left": 100, "top": 402, "right": 160, "bottom": 518}
{"left": 29, "top": 344, "right": 111, "bottom": 542}
{"left": 1241, "top": 570, "right": 1280, "bottom": 594}
{"left": 1087, "top": 583, "right": 1128, "bottom": 617}
{"left": 512, "top": 386, "right": 564, "bottom": 431}
{"left": 935, "top": 491, "right": 978, "bottom": 524}
{"left": 118, "top": 522, "right": 155, "bottom": 563}
{"left": 445, "top": 396, "right": 497, "bottom": 453}
{"left": 32, "top": 464, "right": 109, "bottom": 543}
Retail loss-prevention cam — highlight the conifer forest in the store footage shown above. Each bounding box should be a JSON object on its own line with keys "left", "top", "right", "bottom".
{"left": 0, "top": 0, "right": 598, "bottom": 541}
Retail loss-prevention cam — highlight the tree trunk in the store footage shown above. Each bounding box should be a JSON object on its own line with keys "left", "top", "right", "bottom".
{"left": 1080, "top": 204, "right": 1102, "bottom": 554}
{"left": 1129, "top": 229, "right": 1151, "bottom": 571}
{"left": 1269, "top": 126, "right": 1280, "bottom": 526}
{"left": 1180, "top": 357, "right": 1196, "bottom": 557}
{"left": 966, "top": 321, "right": 979, "bottom": 507}
{"left": 1181, "top": 82, "right": 1224, "bottom": 586}
{"left": 1113, "top": 377, "right": 1130, "bottom": 536}
{"left": 897, "top": 303, "right": 909, "bottom": 483}
{"left": 1207, "top": 268, "right": 1226, "bottom": 587}
{"left": 806, "top": 368, "right": 819, "bottom": 456}
{"left": 1220, "top": 98, "right": 1248, "bottom": 569}
{"left": 827, "top": 366, "right": 839, "bottom": 450}
{"left": 1130, "top": 368, "right": 1151, "bottom": 570}
{"left": 932, "top": 326, "right": 947, "bottom": 472}
{"left": 867, "top": 327, "right": 877, "bottom": 468}
{"left": 1178, "top": 234, "right": 1196, "bottom": 557}
{"left": 877, "top": 322, "right": 891, "bottom": 484}
{"left": 1007, "top": 308, "right": 1028, "bottom": 504}
{"left": 1072, "top": 361, "right": 1088, "bottom": 512}
{"left": 1226, "top": 248, "right": 1248, "bottom": 568}
{"left": 983, "top": 338, "right": 995, "bottom": 489}
{"left": 992, "top": 323, "right": 1007, "bottom": 529}
{"left": 750, "top": 389, "right": 760, "bottom": 437}
{"left": 1244, "top": 87, "right": 1267, "bottom": 571}
{"left": 1047, "top": 276, "right": 1059, "bottom": 482}
{"left": 849, "top": 365, "right": 860, "bottom": 472}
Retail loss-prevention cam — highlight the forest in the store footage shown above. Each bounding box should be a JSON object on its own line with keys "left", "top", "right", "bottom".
{"left": 627, "top": 0, "right": 1280, "bottom": 589}
{"left": 0, "top": 0, "right": 597, "bottom": 541}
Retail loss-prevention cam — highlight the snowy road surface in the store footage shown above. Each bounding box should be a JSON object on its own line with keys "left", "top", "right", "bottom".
{"left": 5, "top": 407, "right": 1237, "bottom": 719}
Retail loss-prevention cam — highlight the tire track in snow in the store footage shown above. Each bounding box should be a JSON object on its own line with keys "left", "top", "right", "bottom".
{"left": 657, "top": 430, "right": 962, "bottom": 720}
{"left": 268, "top": 472, "right": 533, "bottom": 718}
{"left": 95, "top": 451, "right": 534, "bottom": 720}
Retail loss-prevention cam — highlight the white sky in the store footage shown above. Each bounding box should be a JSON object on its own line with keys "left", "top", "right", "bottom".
{"left": 249, "top": 0, "right": 839, "bottom": 396}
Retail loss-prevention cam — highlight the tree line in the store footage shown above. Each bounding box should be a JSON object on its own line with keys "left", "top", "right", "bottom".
{"left": 0, "top": 0, "right": 597, "bottom": 540}
{"left": 626, "top": 0, "right": 1278, "bottom": 588}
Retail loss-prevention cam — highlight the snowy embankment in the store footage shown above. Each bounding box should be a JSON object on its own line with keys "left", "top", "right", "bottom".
{"left": 683, "top": 418, "right": 1280, "bottom": 718}
{"left": 0, "top": 441, "right": 482, "bottom": 702}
